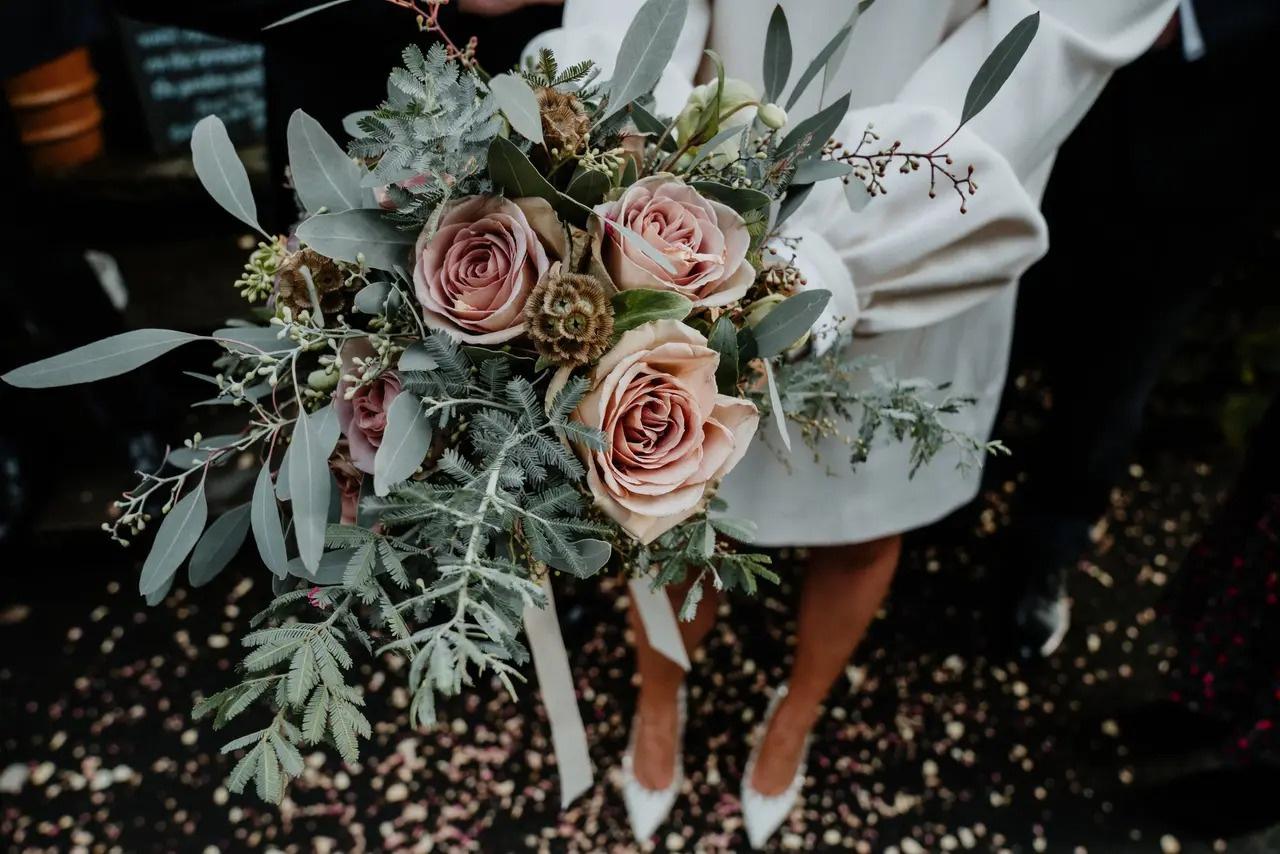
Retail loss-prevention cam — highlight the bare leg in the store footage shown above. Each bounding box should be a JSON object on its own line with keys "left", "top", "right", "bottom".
{"left": 750, "top": 535, "right": 902, "bottom": 795}
{"left": 628, "top": 576, "right": 719, "bottom": 788}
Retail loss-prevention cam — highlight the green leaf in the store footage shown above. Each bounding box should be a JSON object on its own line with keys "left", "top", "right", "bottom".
{"left": 565, "top": 167, "right": 611, "bottom": 208}
{"left": 752, "top": 289, "right": 831, "bottom": 359}
{"left": 189, "top": 503, "right": 251, "bottom": 587}
{"left": 791, "top": 159, "right": 852, "bottom": 185}
{"left": 611, "top": 288, "right": 693, "bottom": 335}
{"left": 775, "top": 182, "right": 814, "bottom": 227}
{"left": 352, "top": 280, "right": 397, "bottom": 314}
{"left": 3, "top": 329, "right": 201, "bottom": 388}
{"left": 603, "top": 0, "right": 690, "bottom": 120}
{"left": 286, "top": 548, "right": 356, "bottom": 585}
{"left": 213, "top": 326, "right": 291, "bottom": 354}
{"left": 822, "top": 4, "right": 861, "bottom": 104}
{"left": 687, "top": 124, "right": 747, "bottom": 170}
{"left": 608, "top": 219, "right": 678, "bottom": 274}
{"left": 488, "top": 73, "right": 544, "bottom": 145}
{"left": 294, "top": 209, "right": 414, "bottom": 272}
{"left": 487, "top": 136, "right": 559, "bottom": 204}
{"left": 263, "top": 0, "right": 353, "bottom": 29}
{"left": 398, "top": 342, "right": 438, "bottom": 372}
{"left": 139, "top": 482, "right": 208, "bottom": 596}
{"left": 191, "top": 115, "right": 265, "bottom": 237}
{"left": 287, "top": 108, "right": 364, "bottom": 214}
{"left": 961, "top": 12, "right": 1040, "bottom": 126}
{"left": 626, "top": 102, "right": 676, "bottom": 151}
{"left": 689, "top": 180, "right": 771, "bottom": 214}
{"left": 542, "top": 538, "right": 612, "bottom": 578}
{"left": 785, "top": 24, "right": 852, "bottom": 110}
{"left": 777, "top": 93, "right": 850, "bottom": 162}
{"left": 707, "top": 315, "right": 739, "bottom": 395}
{"left": 252, "top": 465, "right": 290, "bottom": 579}
{"left": 762, "top": 358, "right": 791, "bottom": 451}
{"left": 167, "top": 433, "right": 240, "bottom": 469}
{"left": 289, "top": 408, "right": 338, "bottom": 574}
{"left": 845, "top": 177, "right": 871, "bottom": 212}
{"left": 373, "top": 394, "right": 432, "bottom": 497}
{"left": 762, "top": 5, "right": 792, "bottom": 104}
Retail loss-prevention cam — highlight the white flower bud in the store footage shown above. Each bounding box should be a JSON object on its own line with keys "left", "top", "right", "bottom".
{"left": 758, "top": 103, "right": 787, "bottom": 130}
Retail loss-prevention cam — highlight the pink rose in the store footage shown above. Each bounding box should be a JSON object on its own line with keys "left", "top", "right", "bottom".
{"left": 413, "top": 195, "right": 565, "bottom": 344}
{"left": 555, "top": 319, "right": 759, "bottom": 544}
{"left": 334, "top": 339, "right": 402, "bottom": 475}
{"left": 590, "top": 175, "right": 754, "bottom": 307}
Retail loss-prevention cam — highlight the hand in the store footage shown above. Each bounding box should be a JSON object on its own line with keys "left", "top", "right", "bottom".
{"left": 457, "top": 0, "right": 563, "bottom": 16}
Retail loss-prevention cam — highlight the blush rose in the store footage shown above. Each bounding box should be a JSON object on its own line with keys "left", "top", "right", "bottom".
{"left": 590, "top": 176, "right": 754, "bottom": 307}
{"left": 333, "top": 339, "right": 402, "bottom": 475}
{"left": 553, "top": 319, "right": 759, "bottom": 544}
{"left": 413, "top": 195, "right": 565, "bottom": 344}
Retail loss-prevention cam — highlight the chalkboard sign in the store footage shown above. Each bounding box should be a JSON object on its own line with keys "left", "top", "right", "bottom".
{"left": 118, "top": 20, "right": 267, "bottom": 155}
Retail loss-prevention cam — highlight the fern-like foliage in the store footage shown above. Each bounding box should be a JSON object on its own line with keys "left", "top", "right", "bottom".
{"left": 350, "top": 44, "right": 502, "bottom": 225}
{"left": 196, "top": 334, "right": 612, "bottom": 802}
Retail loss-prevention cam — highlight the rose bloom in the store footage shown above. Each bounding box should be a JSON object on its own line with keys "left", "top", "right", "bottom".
{"left": 334, "top": 339, "right": 402, "bottom": 475}
{"left": 554, "top": 319, "right": 759, "bottom": 544}
{"left": 413, "top": 195, "right": 565, "bottom": 344}
{"left": 590, "top": 175, "right": 754, "bottom": 307}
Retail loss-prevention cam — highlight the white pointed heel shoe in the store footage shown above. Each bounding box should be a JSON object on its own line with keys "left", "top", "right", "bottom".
{"left": 621, "top": 685, "right": 687, "bottom": 843}
{"left": 741, "top": 683, "right": 811, "bottom": 849}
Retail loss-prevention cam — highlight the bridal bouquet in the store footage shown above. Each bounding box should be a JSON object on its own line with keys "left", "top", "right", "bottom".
{"left": 3, "top": 0, "right": 1035, "bottom": 805}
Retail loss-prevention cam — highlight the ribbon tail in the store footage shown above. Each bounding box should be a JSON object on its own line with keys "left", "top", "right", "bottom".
{"left": 523, "top": 575, "right": 593, "bottom": 809}
{"left": 628, "top": 577, "right": 691, "bottom": 671}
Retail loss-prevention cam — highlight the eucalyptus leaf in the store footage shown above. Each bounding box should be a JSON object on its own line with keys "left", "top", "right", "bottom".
{"left": 775, "top": 181, "right": 814, "bottom": 227}
{"left": 603, "top": 0, "right": 689, "bottom": 120}
{"left": 398, "top": 342, "right": 438, "bottom": 372}
{"left": 488, "top": 73, "right": 544, "bottom": 145}
{"left": 139, "top": 482, "right": 208, "bottom": 596}
{"left": 287, "top": 109, "right": 364, "bottom": 213}
{"left": 288, "top": 408, "right": 337, "bottom": 573}
{"left": 687, "top": 124, "right": 748, "bottom": 170}
{"left": 785, "top": 24, "right": 852, "bottom": 110}
{"left": 295, "top": 209, "right": 414, "bottom": 272}
{"left": 791, "top": 159, "right": 853, "bottom": 185}
{"left": 543, "top": 538, "right": 612, "bottom": 578}
{"left": 287, "top": 548, "right": 356, "bottom": 584}
{"left": 822, "top": 4, "right": 861, "bottom": 104}
{"left": 611, "top": 288, "right": 693, "bottom": 335}
{"left": 487, "top": 136, "right": 559, "bottom": 204}
{"left": 565, "top": 167, "right": 611, "bottom": 208}
{"left": 961, "top": 12, "right": 1040, "bottom": 126}
{"left": 752, "top": 289, "right": 831, "bottom": 359}
{"left": 845, "top": 177, "right": 872, "bottom": 212}
{"left": 373, "top": 394, "right": 432, "bottom": 497}
{"left": 609, "top": 219, "right": 677, "bottom": 274}
{"left": 145, "top": 574, "right": 175, "bottom": 607}
{"left": 762, "top": 358, "right": 792, "bottom": 452}
{"left": 263, "top": 0, "right": 352, "bottom": 29}
{"left": 777, "top": 93, "right": 850, "bottom": 162}
{"left": 191, "top": 115, "right": 265, "bottom": 236}
{"left": 167, "top": 433, "right": 241, "bottom": 469}
{"left": 707, "top": 315, "right": 739, "bottom": 395}
{"left": 189, "top": 503, "right": 251, "bottom": 587}
{"left": 3, "top": 329, "right": 202, "bottom": 388}
{"left": 352, "top": 281, "right": 398, "bottom": 314}
{"left": 762, "top": 5, "right": 792, "bottom": 104}
{"left": 213, "top": 326, "right": 291, "bottom": 353}
{"left": 689, "top": 181, "right": 771, "bottom": 214}
{"left": 252, "top": 464, "right": 290, "bottom": 579}
{"left": 626, "top": 102, "right": 676, "bottom": 150}
{"left": 342, "top": 110, "right": 373, "bottom": 137}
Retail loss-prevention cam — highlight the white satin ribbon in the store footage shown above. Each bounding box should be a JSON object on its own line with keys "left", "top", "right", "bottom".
{"left": 628, "top": 577, "right": 691, "bottom": 671}
{"left": 523, "top": 575, "right": 593, "bottom": 808}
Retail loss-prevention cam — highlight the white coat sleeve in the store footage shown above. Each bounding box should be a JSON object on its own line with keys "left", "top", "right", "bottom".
{"left": 519, "top": 0, "right": 710, "bottom": 117}
{"left": 789, "top": 0, "right": 1179, "bottom": 336}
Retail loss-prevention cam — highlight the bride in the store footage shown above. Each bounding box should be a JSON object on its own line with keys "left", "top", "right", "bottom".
{"left": 520, "top": 0, "right": 1179, "bottom": 846}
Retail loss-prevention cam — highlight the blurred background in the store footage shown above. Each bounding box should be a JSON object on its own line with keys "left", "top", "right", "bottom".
{"left": 2, "top": 1, "right": 1279, "bottom": 851}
